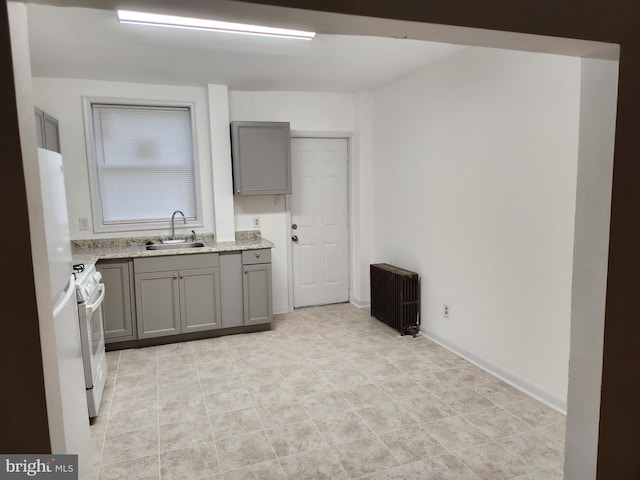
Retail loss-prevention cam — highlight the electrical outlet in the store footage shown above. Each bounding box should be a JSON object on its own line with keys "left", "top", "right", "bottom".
{"left": 79, "top": 217, "right": 90, "bottom": 231}
{"left": 253, "top": 216, "right": 260, "bottom": 228}
{"left": 443, "top": 304, "right": 450, "bottom": 319}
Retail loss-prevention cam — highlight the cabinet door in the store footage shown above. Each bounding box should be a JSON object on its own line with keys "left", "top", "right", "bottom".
{"left": 43, "top": 112, "right": 60, "bottom": 153}
{"left": 220, "top": 253, "right": 244, "bottom": 328}
{"left": 34, "top": 108, "right": 61, "bottom": 152}
{"left": 243, "top": 263, "right": 272, "bottom": 326}
{"left": 180, "top": 267, "right": 222, "bottom": 333}
{"left": 97, "top": 260, "right": 136, "bottom": 343}
{"left": 231, "top": 121, "right": 291, "bottom": 195}
{"left": 135, "top": 271, "right": 180, "bottom": 339}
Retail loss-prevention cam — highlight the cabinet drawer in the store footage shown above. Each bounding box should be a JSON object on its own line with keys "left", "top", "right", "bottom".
{"left": 134, "top": 253, "right": 219, "bottom": 273}
{"left": 242, "top": 249, "right": 271, "bottom": 265}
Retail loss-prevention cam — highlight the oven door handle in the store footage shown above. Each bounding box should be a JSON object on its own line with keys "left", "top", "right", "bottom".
{"left": 85, "top": 284, "right": 106, "bottom": 314}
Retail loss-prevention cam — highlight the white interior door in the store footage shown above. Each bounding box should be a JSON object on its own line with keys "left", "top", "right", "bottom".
{"left": 290, "top": 137, "right": 349, "bottom": 308}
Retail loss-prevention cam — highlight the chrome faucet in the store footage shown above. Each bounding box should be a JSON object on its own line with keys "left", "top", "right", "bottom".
{"left": 171, "top": 210, "right": 186, "bottom": 240}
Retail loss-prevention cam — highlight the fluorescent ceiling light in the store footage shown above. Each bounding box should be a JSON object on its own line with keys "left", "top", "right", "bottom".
{"left": 117, "top": 10, "right": 316, "bottom": 40}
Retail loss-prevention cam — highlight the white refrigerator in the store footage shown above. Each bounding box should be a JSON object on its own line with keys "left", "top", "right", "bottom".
{"left": 38, "top": 148, "right": 92, "bottom": 477}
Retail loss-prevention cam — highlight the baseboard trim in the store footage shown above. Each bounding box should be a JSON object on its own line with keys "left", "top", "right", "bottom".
{"left": 421, "top": 328, "right": 567, "bottom": 414}
{"left": 273, "top": 305, "right": 290, "bottom": 315}
{"left": 350, "top": 298, "right": 371, "bottom": 309}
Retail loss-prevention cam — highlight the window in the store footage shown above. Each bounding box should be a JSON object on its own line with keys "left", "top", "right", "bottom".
{"left": 85, "top": 101, "right": 201, "bottom": 232}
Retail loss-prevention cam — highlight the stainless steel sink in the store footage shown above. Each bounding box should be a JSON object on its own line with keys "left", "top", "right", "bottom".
{"left": 144, "top": 242, "right": 205, "bottom": 251}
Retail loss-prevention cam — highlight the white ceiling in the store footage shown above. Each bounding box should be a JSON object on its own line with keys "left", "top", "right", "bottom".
{"left": 25, "top": 4, "right": 468, "bottom": 92}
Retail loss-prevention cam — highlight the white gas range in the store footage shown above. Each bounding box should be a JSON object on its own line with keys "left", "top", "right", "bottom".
{"left": 74, "top": 263, "right": 107, "bottom": 418}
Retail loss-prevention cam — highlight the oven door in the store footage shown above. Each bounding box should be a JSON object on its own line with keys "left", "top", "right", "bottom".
{"left": 78, "top": 283, "right": 106, "bottom": 389}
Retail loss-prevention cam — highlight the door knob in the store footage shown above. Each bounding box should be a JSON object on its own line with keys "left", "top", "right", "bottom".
{"left": 292, "top": 235, "right": 299, "bottom": 242}
{"left": 292, "top": 224, "right": 298, "bottom": 230}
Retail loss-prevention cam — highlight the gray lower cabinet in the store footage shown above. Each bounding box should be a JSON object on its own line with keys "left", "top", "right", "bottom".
{"left": 219, "top": 253, "right": 244, "bottom": 328}
{"left": 180, "top": 267, "right": 222, "bottom": 333}
{"left": 135, "top": 270, "right": 181, "bottom": 339}
{"left": 242, "top": 249, "right": 272, "bottom": 326}
{"left": 96, "top": 259, "right": 136, "bottom": 343}
{"left": 134, "top": 254, "right": 221, "bottom": 339}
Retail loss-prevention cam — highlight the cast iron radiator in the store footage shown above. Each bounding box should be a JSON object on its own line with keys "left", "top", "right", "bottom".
{"left": 370, "top": 263, "right": 420, "bottom": 336}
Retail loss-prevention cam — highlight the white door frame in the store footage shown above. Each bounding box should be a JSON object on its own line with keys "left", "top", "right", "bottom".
{"left": 286, "top": 132, "right": 353, "bottom": 312}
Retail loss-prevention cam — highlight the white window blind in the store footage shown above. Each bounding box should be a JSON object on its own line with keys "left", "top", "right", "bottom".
{"left": 91, "top": 104, "right": 197, "bottom": 225}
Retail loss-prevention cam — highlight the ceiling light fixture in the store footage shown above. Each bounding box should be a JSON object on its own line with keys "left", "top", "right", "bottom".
{"left": 117, "top": 10, "right": 316, "bottom": 40}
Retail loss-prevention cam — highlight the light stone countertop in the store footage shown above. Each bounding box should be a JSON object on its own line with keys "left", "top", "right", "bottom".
{"left": 71, "top": 231, "right": 273, "bottom": 268}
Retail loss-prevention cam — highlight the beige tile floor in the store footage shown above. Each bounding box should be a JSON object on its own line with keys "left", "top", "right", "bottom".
{"left": 91, "top": 303, "right": 566, "bottom": 480}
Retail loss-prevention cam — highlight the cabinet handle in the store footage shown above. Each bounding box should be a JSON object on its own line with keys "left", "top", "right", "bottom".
{"left": 255, "top": 252, "right": 260, "bottom": 258}
{"left": 243, "top": 268, "right": 248, "bottom": 274}
{"left": 173, "top": 273, "right": 178, "bottom": 280}
{"left": 179, "top": 273, "right": 184, "bottom": 279}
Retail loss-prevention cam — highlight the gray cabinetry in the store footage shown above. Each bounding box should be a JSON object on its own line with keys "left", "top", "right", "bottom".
{"left": 35, "top": 107, "right": 60, "bottom": 153}
{"left": 135, "top": 271, "right": 181, "bottom": 339}
{"left": 219, "top": 253, "right": 244, "bottom": 328}
{"left": 180, "top": 267, "right": 222, "bottom": 333}
{"left": 96, "top": 259, "right": 136, "bottom": 343}
{"left": 242, "top": 249, "right": 272, "bottom": 326}
{"left": 134, "top": 253, "right": 221, "bottom": 339}
{"left": 231, "top": 121, "right": 291, "bottom": 195}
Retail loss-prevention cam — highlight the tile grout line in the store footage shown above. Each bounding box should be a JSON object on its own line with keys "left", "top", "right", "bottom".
{"left": 459, "top": 403, "right": 535, "bottom": 441}
{"left": 98, "top": 350, "right": 163, "bottom": 474}
{"left": 457, "top": 438, "right": 540, "bottom": 479}
{"left": 241, "top": 351, "right": 294, "bottom": 480}
{"left": 192, "top": 341, "right": 224, "bottom": 479}
{"left": 303, "top": 333, "right": 389, "bottom": 478}
{"left": 95, "top": 349, "right": 120, "bottom": 480}
{"left": 357, "top": 351, "right": 503, "bottom": 478}
{"left": 532, "top": 421, "right": 567, "bottom": 446}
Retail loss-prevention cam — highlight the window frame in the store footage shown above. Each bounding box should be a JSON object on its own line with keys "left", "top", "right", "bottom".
{"left": 82, "top": 96, "right": 203, "bottom": 234}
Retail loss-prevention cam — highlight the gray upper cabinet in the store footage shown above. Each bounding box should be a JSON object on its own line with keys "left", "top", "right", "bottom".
{"left": 35, "top": 107, "right": 60, "bottom": 153}
{"left": 35, "top": 108, "right": 45, "bottom": 149}
{"left": 96, "top": 259, "right": 136, "bottom": 343}
{"left": 231, "top": 121, "right": 292, "bottom": 195}
{"left": 133, "top": 254, "right": 221, "bottom": 339}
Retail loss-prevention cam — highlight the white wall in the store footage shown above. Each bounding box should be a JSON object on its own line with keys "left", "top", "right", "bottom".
{"left": 32, "top": 77, "right": 217, "bottom": 239}
{"left": 370, "top": 47, "right": 581, "bottom": 409}
{"left": 228, "top": 91, "right": 359, "bottom": 312}
{"left": 207, "top": 84, "right": 235, "bottom": 241}
{"left": 352, "top": 91, "right": 374, "bottom": 307}
{"left": 228, "top": 91, "right": 356, "bottom": 132}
